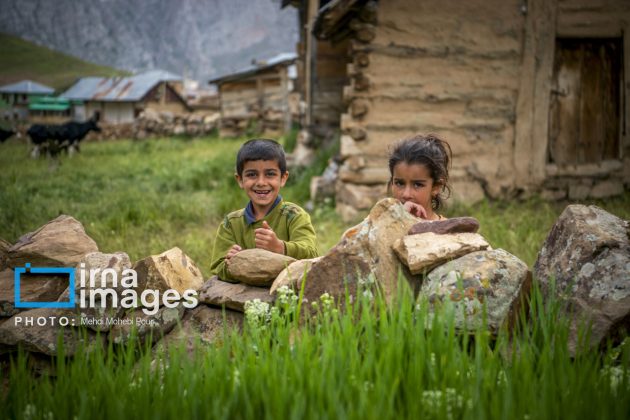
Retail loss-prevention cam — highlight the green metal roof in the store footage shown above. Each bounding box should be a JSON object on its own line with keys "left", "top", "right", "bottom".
{"left": 28, "top": 96, "right": 79, "bottom": 111}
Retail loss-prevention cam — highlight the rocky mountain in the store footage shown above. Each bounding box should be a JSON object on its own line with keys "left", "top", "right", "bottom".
{"left": 0, "top": 0, "right": 298, "bottom": 83}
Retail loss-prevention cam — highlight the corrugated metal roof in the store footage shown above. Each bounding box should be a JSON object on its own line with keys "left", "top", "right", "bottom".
{"left": 0, "top": 80, "right": 55, "bottom": 94}
{"left": 208, "top": 52, "right": 297, "bottom": 85}
{"left": 60, "top": 70, "right": 182, "bottom": 102}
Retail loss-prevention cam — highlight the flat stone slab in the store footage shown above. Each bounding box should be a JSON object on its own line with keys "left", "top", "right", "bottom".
{"left": 393, "top": 232, "right": 490, "bottom": 275}
{"left": 408, "top": 217, "right": 480, "bottom": 235}
{"left": 199, "top": 276, "right": 274, "bottom": 312}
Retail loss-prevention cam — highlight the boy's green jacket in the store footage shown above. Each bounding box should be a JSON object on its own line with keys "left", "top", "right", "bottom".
{"left": 210, "top": 199, "right": 319, "bottom": 282}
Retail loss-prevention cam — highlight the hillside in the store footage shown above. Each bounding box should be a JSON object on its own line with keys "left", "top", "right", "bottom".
{"left": 0, "top": 32, "right": 129, "bottom": 92}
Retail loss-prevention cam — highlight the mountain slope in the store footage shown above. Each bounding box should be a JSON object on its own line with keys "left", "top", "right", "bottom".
{"left": 0, "top": 0, "right": 298, "bottom": 83}
{"left": 0, "top": 32, "right": 129, "bottom": 91}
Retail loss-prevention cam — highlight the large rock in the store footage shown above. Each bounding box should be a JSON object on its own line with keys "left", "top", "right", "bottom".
{"left": 393, "top": 232, "right": 490, "bottom": 275}
{"left": 109, "top": 304, "right": 185, "bottom": 345}
{"left": 270, "top": 257, "right": 322, "bottom": 295}
{"left": 0, "top": 268, "right": 68, "bottom": 317}
{"left": 408, "top": 217, "right": 480, "bottom": 235}
{"left": 420, "top": 249, "right": 531, "bottom": 334}
{"left": 133, "top": 247, "right": 204, "bottom": 304}
{"left": 7, "top": 215, "right": 98, "bottom": 268}
{"left": 0, "top": 308, "right": 103, "bottom": 356}
{"left": 199, "top": 276, "right": 273, "bottom": 312}
{"left": 0, "top": 238, "right": 11, "bottom": 271}
{"left": 303, "top": 198, "right": 419, "bottom": 308}
{"left": 534, "top": 204, "right": 630, "bottom": 355}
{"left": 156, "top": 305, "right": 243, "bottom": 355}
{"left": 227, "top": 249, "right": 296, "bottom": 286}
{"left": 57, "top": 252, "right": 132, "bottom": 332}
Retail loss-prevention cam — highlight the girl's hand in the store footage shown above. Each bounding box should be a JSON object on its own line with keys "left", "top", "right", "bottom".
{"left": 403, "top": 201, "right": 428, "bottom": 219}
{"left": 225, "top": 244, "right": 242, "bottom": 265}
{"left": 255, "top": 221, "right": 285, "bottom": 254}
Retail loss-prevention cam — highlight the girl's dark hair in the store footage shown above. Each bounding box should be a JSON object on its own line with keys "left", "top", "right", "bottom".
{"left": 236, "top": 138, "right": 287, "bottom": 176}
{"left": 388, "top": 134, "right": 452, "bottom": 211}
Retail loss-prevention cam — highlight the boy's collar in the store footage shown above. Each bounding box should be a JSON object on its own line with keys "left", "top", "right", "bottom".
{"left": 244, "top": 195, "right": 283, "bottom": 225}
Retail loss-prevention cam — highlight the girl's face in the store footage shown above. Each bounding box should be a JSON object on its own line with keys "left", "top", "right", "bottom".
{"left": 391, "top": 162, "right": 441, "bottom": 213}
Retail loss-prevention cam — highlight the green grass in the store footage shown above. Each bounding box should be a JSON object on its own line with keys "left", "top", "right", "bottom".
{"left": 1, "top": 284, "right": 629, "bottom": 419}
{"left": 0, "top": 134, "right": 340, "bottom": 276}
{"left": 1, "top": 135, "right": 629, "bottom": 419}
{"left": 0, "top": 32, "right": 129, "bottom": 91}
{"left": 1, "top": 135, "right": 629, "bottom": 275}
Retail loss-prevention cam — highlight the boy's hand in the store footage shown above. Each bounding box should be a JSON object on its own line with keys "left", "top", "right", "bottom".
{"left": 255, "top": 221, "right": 285, "bottom": 254}
{"left": 403, "top": 201, "right": 428, "bottom": 219}
{"left": 225, "top": 244, "right": 242, "bottom": 266}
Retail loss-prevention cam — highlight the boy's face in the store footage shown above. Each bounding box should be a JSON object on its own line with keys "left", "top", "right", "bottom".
{"left": 236, "top": 159, "right": 289, "bottom": 216}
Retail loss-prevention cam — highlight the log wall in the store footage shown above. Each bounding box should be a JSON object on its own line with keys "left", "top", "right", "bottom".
{"left": 332, "top": 0, "right": 630, "bottom": 220}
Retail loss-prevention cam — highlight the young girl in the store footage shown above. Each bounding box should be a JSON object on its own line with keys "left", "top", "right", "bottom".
{"left": 388, "top": 134, "right": 452, "bottom": 220}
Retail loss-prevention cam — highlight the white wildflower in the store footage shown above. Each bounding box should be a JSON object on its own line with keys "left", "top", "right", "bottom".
{"left": 244, "top": 299, "right": 271, "bottom": 328}
{"left": 23, "top": 404, "right": 36, "bottom": 420}
{"left": 421, "top": 388, "right": 466, "bottom": 420}
{"left": 233, "top": 368, "right": 241, "bottom": 387}
{"left": 276, "top": 285, "right": 299, "bottom": 310}
{"left": 496, "top": 370, "right": 508, "bottom": 386}
{"left": 358, "top": 272, "right": 376, "bottom": 287}
{"left": 430, "top": 352, "right": 437, "bottom": 368}
{"left": 601, "top": 365, "right": 630, "bottom": 394}
{"left": 320, "top": 293, "right": 334, "bottom": 310}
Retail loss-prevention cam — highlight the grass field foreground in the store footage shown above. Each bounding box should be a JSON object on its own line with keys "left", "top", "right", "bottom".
{"left": 1, "top": 135, "right": 629, "bottom": 419}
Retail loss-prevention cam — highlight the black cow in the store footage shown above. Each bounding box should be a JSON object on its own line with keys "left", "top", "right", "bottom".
{"left": 0, "top": 128, "right": 16, "bottom": 143}
{"left": 28, "top": 117, "right": 101, "bottom": 158}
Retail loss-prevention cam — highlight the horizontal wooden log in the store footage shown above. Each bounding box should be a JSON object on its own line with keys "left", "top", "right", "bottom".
{"left": 355, "top": 52, "right": 370, "bottom": 67}
{"left": 358, "top": 1, "right": 378, "bottom": 24}
{"left": 351, "top": 99, "right": 369, "bottom": 118}
{"left": 354, "top": 23, "right": 376, "bottom": 43}
{"left": 354, "top": 73, "right": 370, "bottom": 91}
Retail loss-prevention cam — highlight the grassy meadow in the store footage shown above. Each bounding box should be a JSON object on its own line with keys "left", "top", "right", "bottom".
{"left": 1, "top": 134, "right": 629, "bottom": 419}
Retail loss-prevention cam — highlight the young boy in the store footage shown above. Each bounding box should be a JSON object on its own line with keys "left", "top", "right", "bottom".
{"left": 210, "top": 138, "right": 319, "bottom": 282}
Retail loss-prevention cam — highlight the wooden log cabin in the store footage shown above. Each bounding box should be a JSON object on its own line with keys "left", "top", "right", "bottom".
{"left": 209, "top": 53, "right": 297, "bottom": 137}
{"left": 286, "top": 0, "right": 630, "bottom": 221}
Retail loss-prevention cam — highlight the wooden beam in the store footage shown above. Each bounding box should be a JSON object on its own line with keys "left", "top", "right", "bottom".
{"left": 513, "top": 0, "right": 558, "bottom": 187}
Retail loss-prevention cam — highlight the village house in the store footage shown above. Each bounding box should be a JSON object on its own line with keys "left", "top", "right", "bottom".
{"left": 209, "top": 53, "right": 298, "bottom": 137}
{"left": 27, "top": 96, "right": 78, "bottom": 124}
{"left": 286, "top": 0, "right": 630, "bottom": 220}
{"left": 0, "top": 80, "right": 55, "bottom": 121}
{"left": 60, "top": 70, "right": 190, "bottom": 124}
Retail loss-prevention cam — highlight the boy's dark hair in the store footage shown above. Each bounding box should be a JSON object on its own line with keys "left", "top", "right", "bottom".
{"left": 388, "top": 134, "right": 452, "bottom": 211}
{"left": 236, "top": 138, "right": 287, "bottom": 176}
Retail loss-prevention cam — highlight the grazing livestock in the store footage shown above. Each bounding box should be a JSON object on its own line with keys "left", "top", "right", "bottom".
{"left": 0, "top": 128, "right": 16, "bottom": 143}
{"left": 28, "top": 117, "right": 101, "bottom": 158}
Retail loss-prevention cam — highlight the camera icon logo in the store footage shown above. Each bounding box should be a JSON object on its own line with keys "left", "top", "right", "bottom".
{"left": 14, "top": 263, "right": 75, "bottom": 309}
